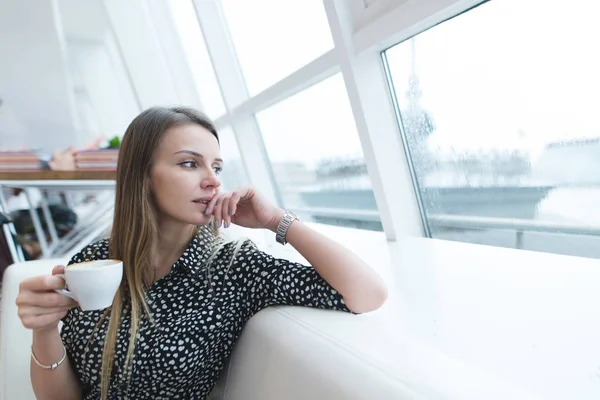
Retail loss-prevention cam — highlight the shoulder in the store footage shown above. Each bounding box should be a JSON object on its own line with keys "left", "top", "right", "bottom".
{"left": 67, "top": 238, "right": 110, "bottom": 266}
{"left": 216, "top": 238, "right": 262, "bottom": 261}
{"left": 204, "top": 238, "right": 251, "bottom": 263}
{"left": 202, "top": 238, "right": 266, "bottom": 271}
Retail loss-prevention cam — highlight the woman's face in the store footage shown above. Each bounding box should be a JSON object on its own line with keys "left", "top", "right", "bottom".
{"left": 150, "top": 123, "right": 222, "bottom": 228}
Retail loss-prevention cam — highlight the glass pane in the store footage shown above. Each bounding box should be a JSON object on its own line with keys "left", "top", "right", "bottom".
{"left": 217, "top": 126, "right": 248, "bottom": 191}
{"left": 255, "top": 74, "right": 381, "bottom": 231}
{"left": 385, "top": 0, "right": 600, "bottom": 258}
{"left": 220, "top": 0, "right": 333, "bottom": 95}
{"left": 168, "top": 0, "right": 226, "bottom": 119}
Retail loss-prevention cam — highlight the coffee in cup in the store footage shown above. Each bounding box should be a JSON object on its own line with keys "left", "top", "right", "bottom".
{"left": 55, "top": 259, "right": 123, "bottom": 311}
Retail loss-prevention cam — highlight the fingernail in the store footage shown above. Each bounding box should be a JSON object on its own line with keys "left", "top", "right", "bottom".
{"left": 215, "top": 220, "right": 221, "bottom": 228}
{"left": 228, "top": 209, "right": 232, "bottom": 216}
{"left": 224, "top": 221, "right": 229, "bottom": 229}
{"left": 205, "top": 207, "right": 211, "bottom": 215}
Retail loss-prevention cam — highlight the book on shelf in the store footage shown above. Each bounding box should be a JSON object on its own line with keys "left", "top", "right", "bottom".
{"left": 0, "top": 151, "right": 42, "bottom": 171}
{"left": 74, "top": 149, "right": 119, "bottom": 171}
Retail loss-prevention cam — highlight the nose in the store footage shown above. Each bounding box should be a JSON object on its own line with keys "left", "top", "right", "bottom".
{"left": 201, "top": 170, "right": 221, "bottom": 190}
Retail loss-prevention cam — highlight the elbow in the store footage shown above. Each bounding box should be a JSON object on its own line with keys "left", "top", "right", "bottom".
{"left": 345, "top": 279, "right": 388, "bottom": 314}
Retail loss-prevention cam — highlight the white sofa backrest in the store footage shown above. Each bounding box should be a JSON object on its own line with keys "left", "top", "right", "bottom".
{"left": 0, "top": 259, "right": 65, "bottom": 400}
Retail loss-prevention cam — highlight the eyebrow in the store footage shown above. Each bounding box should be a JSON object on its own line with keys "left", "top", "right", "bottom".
{"left": 174, "top": 150, "right": 223, "bottom": 163}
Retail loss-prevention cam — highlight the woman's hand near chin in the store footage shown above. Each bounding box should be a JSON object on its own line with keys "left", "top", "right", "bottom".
{"left": 204, "top": 186, "right": 285, "bottom": 231}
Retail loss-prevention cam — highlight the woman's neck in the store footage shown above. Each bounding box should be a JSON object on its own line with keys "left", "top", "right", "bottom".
{"left": 153, "top": 222, "right": 197, "bottom": 278}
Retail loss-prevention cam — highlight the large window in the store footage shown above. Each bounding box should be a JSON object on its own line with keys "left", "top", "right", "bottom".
{"left": 219, "top": 0, "right": 333, "bottom": 95}
{"left": 255, "top": 74, "right": 381, "bottom": 230}
{"left": 217, "top": 126, "right": 248, "bottom": 191}
{"left": 384, "top": 0, "right": 600, "bottom": 257}
{"left": 168, "top": 0, "right": 226, "bottom": 119}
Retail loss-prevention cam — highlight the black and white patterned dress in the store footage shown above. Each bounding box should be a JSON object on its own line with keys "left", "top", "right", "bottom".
{"left": 60, "top": 227, "right": 352, "bottom": 399}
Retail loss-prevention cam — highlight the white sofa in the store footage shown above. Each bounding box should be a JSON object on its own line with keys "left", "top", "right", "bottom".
{"left": 5, "top": 223, "right": 600, "bottom": 399}
{"left": 0, "top": 258, "right": 66, "bottom": 400}
{"left": 1, "top": 252, "right": 542, "bottom": 400}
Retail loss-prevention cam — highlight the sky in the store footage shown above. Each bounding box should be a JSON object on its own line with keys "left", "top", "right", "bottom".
{"left": 171, "top": 0, "right": 362, "bottom": 168}
{"left": 386, "top": 0, "right": 600, "bottom": 158}
{"left": 170, "top": 0, "right": 600, "bottom": 167}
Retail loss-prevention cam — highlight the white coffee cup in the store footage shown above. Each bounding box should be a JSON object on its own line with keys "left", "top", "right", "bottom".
{"left": 55, "top": 259, "right": 123, "bottom": 311}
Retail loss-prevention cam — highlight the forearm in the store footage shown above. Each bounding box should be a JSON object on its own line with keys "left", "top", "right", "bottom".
{"left": 269, "top": 215, "right": 388, "bottom": 313}
{"left": 31, "top": 329, "right": 82, "bottom": 400}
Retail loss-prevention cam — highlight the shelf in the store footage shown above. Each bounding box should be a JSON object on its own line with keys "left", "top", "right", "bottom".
{"left": 0, "top": 170, "right": 116, "bottom": 181}
{"left": 0, "top": 171, "right": 116, "bottom": 190}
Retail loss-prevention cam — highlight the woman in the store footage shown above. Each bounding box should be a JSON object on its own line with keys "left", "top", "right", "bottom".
{"left": 16, "top": 106, "right": 387, "bottom": 399}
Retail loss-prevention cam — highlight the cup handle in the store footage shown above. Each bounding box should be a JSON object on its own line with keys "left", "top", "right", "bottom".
{"left": 54, "top": 273, "right": 76, "bottom": 300}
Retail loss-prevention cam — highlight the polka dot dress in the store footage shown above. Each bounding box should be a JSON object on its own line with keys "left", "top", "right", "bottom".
{"left": 60, "top": 226, "right": 351, "bottom": 399}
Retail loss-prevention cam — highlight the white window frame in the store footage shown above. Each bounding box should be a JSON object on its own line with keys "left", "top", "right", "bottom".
{"left": 135, "top": 0, "right": 490, "bottom": 241}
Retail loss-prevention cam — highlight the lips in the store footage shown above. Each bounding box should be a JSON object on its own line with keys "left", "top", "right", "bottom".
{"left": 192, "top": 199, "right": 209, "bottom": 211}
{"left": 192, "top": 195, "right": 214, "bottom": 205}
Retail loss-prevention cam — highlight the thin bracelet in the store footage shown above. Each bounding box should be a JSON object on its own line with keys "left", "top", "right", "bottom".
{"left": 31, "top": 344, "right": 67, "bottom": 370}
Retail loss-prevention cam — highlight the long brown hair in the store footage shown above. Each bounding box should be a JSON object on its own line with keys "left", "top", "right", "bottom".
{"left": 100, "top": 106, "right": 219, "bottom": 399}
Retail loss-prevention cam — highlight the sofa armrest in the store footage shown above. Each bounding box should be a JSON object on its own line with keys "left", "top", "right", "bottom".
{"left": 0, "top": 258, "right": 66, "bottom": 400}
{"left": 218, "top": 306, "right": 540, "bottom": 400}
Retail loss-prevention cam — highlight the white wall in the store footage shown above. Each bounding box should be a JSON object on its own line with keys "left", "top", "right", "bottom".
{"left": 0, "top": 0, "right": 192, "bottom": 152}
{"left": 57, "top": 0, "right": 140, "bottom": 144}
{"left": 66, "top": 40, "right": 138, "bottom": 141}
{"left": 0, "top": 0, "right": 77, "bottom": 152}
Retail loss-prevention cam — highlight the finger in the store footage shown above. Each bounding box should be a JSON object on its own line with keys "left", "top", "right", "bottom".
{"left": 205, "top": 192, "right": 222, "bottom": 216}
{"left": 26, "top": 275, "right": 66, "bottom": 292}
{"left": 21, "top": 310, "right": 68, "bottom": 330}
{"left": 221, "top": 196, "right": 231, "bottom": 228}
{"left": 17, "top": 291, "right": 76, "bottom": 309}
{"left": 212, "top": 195, "right": 225, "bottom": 228}
{"left": 44, "top": 275, "right": 67, "bottom": 291}
{"left": 45, "top": 291, "right": 77, "bottom": 308}
{"left": 228, "top": 191, "right": 241, "bottom": 217}
{"left": 19, "top": 275, "right": 57, "bottom": 292}
{"left": 19, "top": 306, "right": 74, "bottom": 319}
{"left": 52, "top": 265, "right": 65, "bottom": 275}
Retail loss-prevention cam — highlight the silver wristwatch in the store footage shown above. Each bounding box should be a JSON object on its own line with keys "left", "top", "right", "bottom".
{"left": 275, "top": 211, "right": 299, "bottom": 245}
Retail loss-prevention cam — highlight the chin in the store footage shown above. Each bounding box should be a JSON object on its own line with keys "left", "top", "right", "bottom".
{"left": 186, "top": 214, "right": 212, "bottom": 227}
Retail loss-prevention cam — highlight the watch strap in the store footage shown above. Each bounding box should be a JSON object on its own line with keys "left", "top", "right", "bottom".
{"left": 275, "top": 211, "right": 299, "bottom": 245}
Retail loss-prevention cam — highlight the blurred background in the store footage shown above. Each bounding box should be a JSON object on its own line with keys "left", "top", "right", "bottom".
{"left": 2, "top": 0, "right": 600, "bottom": 261}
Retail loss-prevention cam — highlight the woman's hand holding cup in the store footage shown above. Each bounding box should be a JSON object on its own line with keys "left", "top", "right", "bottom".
{"left": 16, "top": 266, "right": 78, "bottom": 333}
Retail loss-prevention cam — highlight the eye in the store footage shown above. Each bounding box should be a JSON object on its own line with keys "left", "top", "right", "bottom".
{"left": 213, "top": 166, "right": 223, "bottom": 175}
{"left": 179, "top": 161, "right": 197, "bottom": 169}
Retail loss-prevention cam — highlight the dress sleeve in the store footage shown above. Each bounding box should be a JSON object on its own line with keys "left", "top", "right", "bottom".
{"left": 230, "top": 240, "right": 354, "bottom": 314}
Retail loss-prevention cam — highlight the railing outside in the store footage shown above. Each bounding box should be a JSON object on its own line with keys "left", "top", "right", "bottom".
{"left": 291, "top": 207, "right": 600, "bottom": 250}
